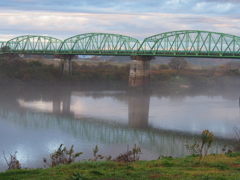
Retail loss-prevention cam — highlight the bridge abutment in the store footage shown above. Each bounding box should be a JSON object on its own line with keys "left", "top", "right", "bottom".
{"left": 128, "top": 55, "right": 153, "bottom": 87}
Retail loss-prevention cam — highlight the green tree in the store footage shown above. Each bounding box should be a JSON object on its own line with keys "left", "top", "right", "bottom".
{"left": 168, "top": 57, "right": 189, "bottom": 70}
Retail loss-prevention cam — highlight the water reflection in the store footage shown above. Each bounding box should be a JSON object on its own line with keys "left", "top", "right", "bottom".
{"left": 0, "top": 86, "right": 239, "bottom": 171}
{"left": 1, "top": 86, "right": 239, "bottom": 137}
{"left": 17, "top": 89, "right": 152, "bottom": 130}
{"left": 128, "top": 93, "right": 150, "bottom": 128}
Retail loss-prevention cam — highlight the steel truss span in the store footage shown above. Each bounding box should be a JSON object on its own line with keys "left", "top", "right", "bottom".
{"left": 138, "top": 30, "right": 240, "bottom": 58}
{"left": 1, "top": 30, "right": 240, "bottom": 58}
{"left": 3, "top": 35, "right": 63, "bottom": 54}
{"left": 59, "top": 33, "right": 140, "bottom": 55}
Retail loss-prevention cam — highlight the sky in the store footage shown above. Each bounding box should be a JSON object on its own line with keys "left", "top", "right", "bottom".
{"left": 1, "top": 0, "right": 240, "bottom": 41}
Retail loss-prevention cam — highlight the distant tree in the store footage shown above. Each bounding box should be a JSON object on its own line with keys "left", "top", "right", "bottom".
{"left": 168, "top": 57, "right": 189, "bottom": 70}
{"left": 90, "top": 56, "right": 101, "bottom": 61}
{"left": 105, "top": 58, "right": 114, "bottom": 62}
{"left": 31, "top": 55, "right": 42, "bottom": 60}
{"left": 54, "top": 54, "right": 77, "bottom": 60}
{"left": 1, "top": 46, "right": 10, "bottom": 52}
{"left": 0, "top": 46, "right": 20, "bottom": 62}
{"left": 159, "top": 64, "right": 169, "bottom": 70}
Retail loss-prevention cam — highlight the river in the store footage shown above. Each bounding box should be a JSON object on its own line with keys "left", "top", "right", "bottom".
{"left": 0, "top": 85, "right": 239, "bottom": 171}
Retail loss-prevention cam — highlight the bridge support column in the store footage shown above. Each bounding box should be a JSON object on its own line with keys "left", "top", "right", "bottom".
{"left": 60, "top": 54, "right": 75, "bottom": 74}
{"left": 128, "top": 55, "right": 153, "bottom": 87}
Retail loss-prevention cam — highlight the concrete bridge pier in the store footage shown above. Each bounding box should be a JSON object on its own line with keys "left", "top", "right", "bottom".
{"left": 59, "top": 54, "right": 75, "bottom": 74}
{"left": 128, "top": 55, "right": 153, "bottom": 88}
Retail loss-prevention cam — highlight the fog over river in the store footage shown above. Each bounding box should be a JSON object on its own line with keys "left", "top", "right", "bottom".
{"left": 0, "top": 85, "right": 239, "bottom": 171}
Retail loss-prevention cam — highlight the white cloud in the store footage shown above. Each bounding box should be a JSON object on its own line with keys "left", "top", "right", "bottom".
{"left": 194, "top": 2, "right": 235, "bottom": 13}
{"left": 1, "top": 11, "right": 240, "bottom": 41}
{"left": 1, "top": 0, "right": 240, "bottom": 41}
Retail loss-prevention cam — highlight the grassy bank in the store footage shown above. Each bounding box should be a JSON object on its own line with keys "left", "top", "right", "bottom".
{"left": 0, "top": 153, "right": 240, "bottom": 180}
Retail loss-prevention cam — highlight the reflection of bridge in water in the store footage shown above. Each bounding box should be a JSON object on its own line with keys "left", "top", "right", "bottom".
{"left": 0, "top": 110, "right": 218, "bottom": 158}
{"left": 1, "top": 90, "right": 232, "bottom": 158}
{"left": 51, "top": 91, "right": 151, "bottom": 128}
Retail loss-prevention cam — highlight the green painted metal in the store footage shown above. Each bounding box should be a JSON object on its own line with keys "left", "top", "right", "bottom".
{"left": 0, "top": 41, "right": 6, "bottom": 54}
{"left": 138, "top": 30, "right": 240, "bottom": 58}
{"left": 58, "top": 33, "right": 140, "bottom": 55}
{"left": 4, "top": 35, "right": 63, "bottom": 54}
{"left": 1, "top": 31, "right": 240, "bottom": 58}
{"left": 0, "top": 41, "right": 6, "bottom": 48}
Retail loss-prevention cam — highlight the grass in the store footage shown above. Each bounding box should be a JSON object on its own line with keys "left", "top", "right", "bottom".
{"left": 0, "top": 153, "right": 240, "bottom": 180}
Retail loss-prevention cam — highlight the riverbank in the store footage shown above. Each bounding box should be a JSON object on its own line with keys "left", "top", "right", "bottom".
{"left": 1, "top": 58, "right": 240, "bottom": 89}
{"left": 0, "top": 152, "right": 240, "bottom": 180}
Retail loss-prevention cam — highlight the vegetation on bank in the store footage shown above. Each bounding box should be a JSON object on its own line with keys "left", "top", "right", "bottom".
{"left": 0, "top": 152, "right": 240, "bottom": 179}
{"left": 1, "top": 56, "right": 240, "bottom": 88}
{"left": 0, "top": 57, "right": 130, "bottom": 86}
{"left": 1, "top": 129, "right": 240, "bottom": 179}
{"left": 150, "top": 57, "right": 240, "bottom": 88}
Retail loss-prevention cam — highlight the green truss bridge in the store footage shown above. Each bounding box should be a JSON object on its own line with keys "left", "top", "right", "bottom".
{"left": 1, "top": 30, "right": 240, "bottom": 87}
{"left": 1, "top": 30, "right": 240, "bottom": 58}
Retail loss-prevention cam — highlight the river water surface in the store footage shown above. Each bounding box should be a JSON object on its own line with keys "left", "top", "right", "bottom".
{"left": 0, "top": 85, "right": 239, "bottom": 171}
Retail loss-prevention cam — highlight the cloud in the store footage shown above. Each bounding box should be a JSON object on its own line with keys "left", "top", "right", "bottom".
{"left": 1, "top": 0, "right": 240, "bottom": 41}
{"left": 1, "top": 0, "right": 240, "bottom": 14}
{"left": 202, "top": 0, "right": 240, "bottom": 4}
{"left": 0, "top": 10, "right": 240, "bottom": 42}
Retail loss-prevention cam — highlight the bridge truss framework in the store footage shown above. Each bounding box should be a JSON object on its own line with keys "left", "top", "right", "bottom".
{"left": 1, "top": 30, "right": 240, "bottom": 58}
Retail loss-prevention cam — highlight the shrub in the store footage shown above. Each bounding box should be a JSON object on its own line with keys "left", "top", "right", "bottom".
{"left": 232, "top": 126, "right": 240, "bottom": 151}
{"left": 185, "top": 130, "right": 215, "bottom": 160}
{"left": 3, "top": 151, "right": 21, "bottom": 170}
{"left": 228, "top": 68, "right": 240, "bottom": 76}
{"left": 43, "top": 144, "right": 83, "bottom": 167}
{"left": 113, "top": 144, "right": 142, "bottom": 162}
